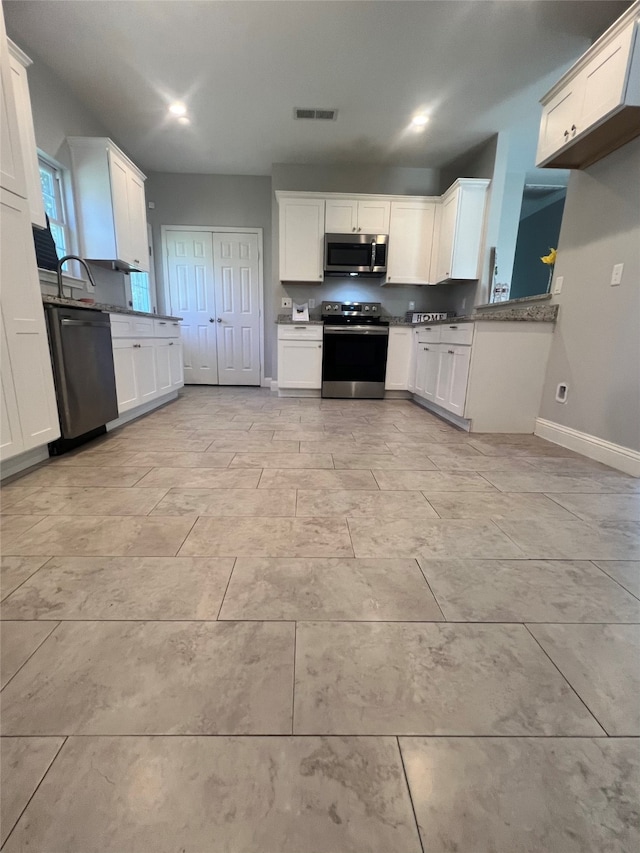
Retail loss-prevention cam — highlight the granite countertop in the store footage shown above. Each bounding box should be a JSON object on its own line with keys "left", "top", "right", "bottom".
{"left": 42, "top": 295, "right": 182, "bottom": 322}
{"left": 276, "top": 314, "right": 324, "bottom": 325}
{"left": 475, "top": 293, "right": 553, "bottom": 309}
{"left": 277, "top": 304, "right": 558, "bottom": 327}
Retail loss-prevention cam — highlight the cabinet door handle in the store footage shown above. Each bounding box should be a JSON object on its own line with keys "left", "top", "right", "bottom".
{"left": 352, "top": 227, "right": 356, "bottom": 232}
{"left": 159, "top": 321, "right": 166, "bottom": 325}
{"left": 318, "top": 344, "right": 322, "bottom": 348}
{"left": 448, "top": 349, "right": 454, "bottom": 354}
{"left": 571, "top": 124, "right": 576, "bottom": 133}
{"left": 209, "top": 317, "right": 214, "bottom": 323}
{"left": 564, "top": 129, "right": 570, "bottom": 138}
{"left": 217, "top": 318, "right": 222, "bottom": 323}
{"left": 424, "top": 346, "right": 429, "bottom": 351}
{"left": 357, "top": 227, "right": 361, "bottom": 232}
{"left": 133, "top": 343, "right": 141, "bottom": 348}
{"left": 133, "top": 259, "right": 140, "bottom": 264}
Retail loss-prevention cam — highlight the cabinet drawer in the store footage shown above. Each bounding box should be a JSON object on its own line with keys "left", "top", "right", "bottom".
{"left": 154, "top": 318, "right": 180, "bottom": 338}
{"left": 278, "top": 324, "right": 323, "bottom": 341}
{"left": 109, "top": 313, "right": 155, "bottom": 338}
{"left": 416, "top": 326, "right": 441, "bottom": 344}
{"left": 440, "top": 323, "right": 474, "bottom": 345}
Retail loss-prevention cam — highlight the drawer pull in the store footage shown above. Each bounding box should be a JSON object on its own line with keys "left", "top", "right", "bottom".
{"left": 448, "top": 349, "right": 454, "bottom": 354}
{"left": 159, "top": 321, "right": 166, "bottom": 325}
{"left": 449, "top": 325, "right": 458, "bottom": 329}
{"left": 133, "top": 344, "right": 141, "bottom": 349}
{"left": 424, "top": 346, "right": 429, "bottom": 351}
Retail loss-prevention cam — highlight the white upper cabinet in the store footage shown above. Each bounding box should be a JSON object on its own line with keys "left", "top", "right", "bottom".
{"left": 277, "top": 194, "right": 325, "bottom": 282}
{"left": 325, "top": 198, "right": 390, "bottom": 234}
{"left": 386, "top": 200, "right": 437, "bottom": 285}
{"left": 68, "top": 137, "right": 149, "bottom": 271}
{"left": 7, "top": 40, "right": 45, "bottom": 227}
{"left": 433, "top": 179, "right": 490, "bottom": 283}
{"left": 536, "top": 4, "right": 640, "bottom": 168}
{"left": 0, "top": 9, "right": 25, "bottom": 198}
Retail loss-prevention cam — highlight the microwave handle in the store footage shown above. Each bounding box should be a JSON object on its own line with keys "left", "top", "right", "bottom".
{"left": 370, "top": 240, "right": 376, "bottom": 272}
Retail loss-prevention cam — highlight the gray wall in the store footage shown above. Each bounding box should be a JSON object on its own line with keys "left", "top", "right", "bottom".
{"left": 12, "top": 39, "right": 132, "bottom": 306}
{"left": 539, "top": 136, "right": 640, "bottom": 451}
{"left": 144, "top": 172, "right": 272, "bottom": 319}
{"left": 510, "top": 195, "right": 566, "bottom": 300}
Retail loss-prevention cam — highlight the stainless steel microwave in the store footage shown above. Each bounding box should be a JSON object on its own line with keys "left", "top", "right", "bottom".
{"left": 324, "top": 233, "right": 388, "bottom": 276}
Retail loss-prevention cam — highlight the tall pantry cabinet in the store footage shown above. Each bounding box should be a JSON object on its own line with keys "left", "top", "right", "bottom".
{"left": 0, "top": 2, "right": 60, "bottom": 465}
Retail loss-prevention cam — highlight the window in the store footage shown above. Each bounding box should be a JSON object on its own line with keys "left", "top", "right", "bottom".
{"left": 38, "top": 157, "right": 69, "bottom": 259}
{"left": 130, "top": 271, "right": 152, "bottom": 313}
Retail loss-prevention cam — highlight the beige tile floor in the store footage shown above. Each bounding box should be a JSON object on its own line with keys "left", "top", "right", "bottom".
{"left": 0, "top": 386, "right": 638, "bottom": 852}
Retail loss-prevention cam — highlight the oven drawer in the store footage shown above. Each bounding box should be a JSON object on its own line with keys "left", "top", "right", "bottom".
{"left": 278, "top": 324, "right": 323, "bottom": 341}
{"left": 440, "top": 323, "right": 474, "bottom": 345}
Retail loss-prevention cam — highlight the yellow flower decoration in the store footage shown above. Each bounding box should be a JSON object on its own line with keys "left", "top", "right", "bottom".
{"left": 540, "top": 248, "right": 557, "bottom": 266}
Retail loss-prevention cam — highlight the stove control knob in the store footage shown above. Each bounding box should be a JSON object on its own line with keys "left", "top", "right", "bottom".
{"left": 372, "top": 305, "right": 378, "bottom": 312}
{"left": 364, "top": 305, "right": 370, "bottom": 311}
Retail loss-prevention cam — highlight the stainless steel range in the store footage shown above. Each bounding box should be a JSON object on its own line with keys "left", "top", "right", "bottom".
{"left": 321, "top": 301, "right": 389, "bottom": 399}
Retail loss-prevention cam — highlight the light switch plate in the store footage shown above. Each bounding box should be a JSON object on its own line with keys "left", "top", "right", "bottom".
{"left": 281, "top": 297, "right": 292, "bottom": 308}
{"left": 554, "top": 275, "right": 564, "bottom": 294}
{"left": 408, "top": 301, "right": 415, "bottom": 310}
{"left": 611, "top": 263, "right": 624, "bottom": 286}
{"left": 308, "top": 298, "right": 316, "bottom": 309}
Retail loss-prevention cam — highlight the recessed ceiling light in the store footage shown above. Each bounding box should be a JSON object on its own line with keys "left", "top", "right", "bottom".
{"left": 411, "top": 114, "right": 429, "bottom": 127}
{"left": 169, "top": 102, "right": 187, "bottom": 116}
{"left": 177, "top": 116, "right": 190, "bottom": 126}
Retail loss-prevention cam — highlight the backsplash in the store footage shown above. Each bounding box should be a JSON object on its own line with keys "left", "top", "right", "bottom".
{"left": 282, "top": 278, "right": 477, "bottom": 318}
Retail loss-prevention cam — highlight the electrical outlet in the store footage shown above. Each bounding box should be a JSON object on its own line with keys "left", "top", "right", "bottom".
{"left": 554, "top": 276, "right": 564, "bottom": 295}
{"left": 408, "top": 301, "right": 415, "bottom": 310}
{"left": 308, "top": 298, "right": 315, "bottom": 309}
{"left": 611, "top": 263, "right": 624, "bottom": 286}
{"left": 461, "top": 298, "right": 467, "bottom": 310}
{"left": 281, "top": 297, "right": 292, "bottom": 308}
{"left": 555, "top": 382, "right": 568, "bottom": 403}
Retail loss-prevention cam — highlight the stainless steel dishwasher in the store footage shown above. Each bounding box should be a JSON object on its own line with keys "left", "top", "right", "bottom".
{"left": 45, "top": 304, "right": 119, "bottom": 451}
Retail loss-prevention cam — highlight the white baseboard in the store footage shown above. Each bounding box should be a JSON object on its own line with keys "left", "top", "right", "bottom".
{"left": 535, "top": 418, "right": 640, "bottom": 477}
{"left": 262, "top": 377, "right": 272, "bottom": 389}
{"left": 1, "top": 445, "right": 50, "bottom": 482}
{"left": 270, "top": 380, "right": 278, "bottom": 393}
{"left": 411, "top": 395, "right": 471, "bottom": 431}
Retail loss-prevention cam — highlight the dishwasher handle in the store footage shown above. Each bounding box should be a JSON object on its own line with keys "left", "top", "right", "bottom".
{"left": 60, "top": 317, "right": 111, "bottom": 328}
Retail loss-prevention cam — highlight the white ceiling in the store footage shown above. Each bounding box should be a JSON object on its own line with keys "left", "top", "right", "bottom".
{"left": 4, "top": 0, "right": 631, "bottom": 176}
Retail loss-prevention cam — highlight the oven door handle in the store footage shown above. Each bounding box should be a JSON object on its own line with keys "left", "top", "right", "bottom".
{"left": 323, "top": 325, "right": 389, "bottom": 335}
{"left": 370, "top": 240, "right": 376, "bottom": 273}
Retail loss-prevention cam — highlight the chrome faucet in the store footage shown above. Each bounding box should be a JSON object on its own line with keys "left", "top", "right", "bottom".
{"left": 56, "top": 255, "right": 98, "bottom": 299}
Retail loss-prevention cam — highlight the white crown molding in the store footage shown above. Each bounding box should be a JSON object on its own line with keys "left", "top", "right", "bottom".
{"left": 535, "top": 418, "right": 640, "bottom": 478}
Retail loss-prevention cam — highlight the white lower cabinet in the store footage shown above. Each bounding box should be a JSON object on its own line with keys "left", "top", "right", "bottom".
{"left": 411, "top": 321, "right": 555, "bottom": 433}
{"left": 277, "top": 324, "right": 323, "bottom": 390}
{"left": 384, "top": 327, "right": 413, "bottom": 390}
{"left": 110, "top": 314, "right": 183, "bottom": 416}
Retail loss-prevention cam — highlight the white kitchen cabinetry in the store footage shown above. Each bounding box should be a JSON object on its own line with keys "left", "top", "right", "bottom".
{"left": 0, "top": 10, "right": 25, "bottom": 200}
{"left": 277, "top": 324, "right": 323, "bottom": 393}
{"left": 325, "top": 198, "right": 391, "bottom": 234}
{"left": 411, "top": 321, "right": 554, "bottom": 432}
{"left": 277, "top": 194, "right": 325, "bottom": 282}
{"left": 434, "top": 179, "right": 490, "bottom": 283}
{"left": 537, "top": 5, "right": 640, "bottom": 168}
{"left": 7, "top": 41, "right": 45, "bottom": 228}
{"left": 385, "top": 200, "right": 437, "bottom": 285}
{"left": 0, "top": 12, "right": 60, "bottom": 468}
{"left": 109, "top": 313, "right": 182, "bottom": 416}
{"left": 68, "top": 137, "right": 149, "bottom": 272}
{"left": 384, "top": 327, "right": 413, "bottom": 390}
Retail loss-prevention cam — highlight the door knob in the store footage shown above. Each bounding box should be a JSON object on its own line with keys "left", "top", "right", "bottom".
{"left": 217, "top": 318, "right": 222, "bottom": 323}
{"left": 209, "top": 318, "right": 214, "bottom": 323}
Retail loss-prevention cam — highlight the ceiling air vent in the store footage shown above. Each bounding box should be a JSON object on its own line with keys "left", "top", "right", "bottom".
{"left": 294, "top": 108, "right": 338, "bottom": 121}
